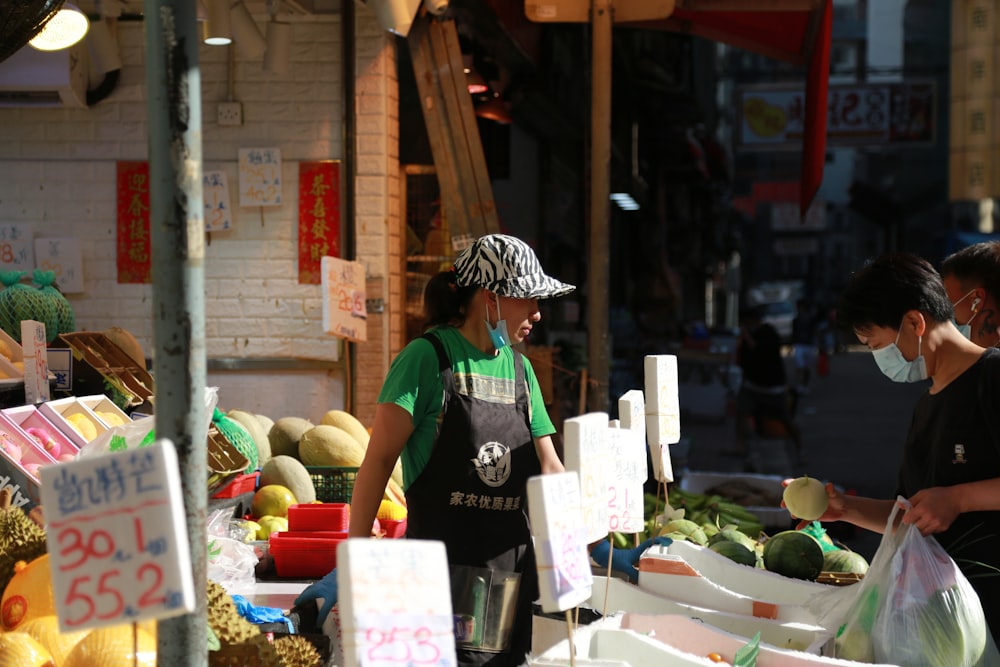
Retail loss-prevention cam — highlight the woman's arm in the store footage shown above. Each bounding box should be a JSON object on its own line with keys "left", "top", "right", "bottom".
{"left": 534, "top": 434, "right": 564, "bottom": 475}
{"left": 348, "top": 402, "right": 413, "bottom": 538}
{"left": 905, "top": 477, "right": 1000, "bottom": 535}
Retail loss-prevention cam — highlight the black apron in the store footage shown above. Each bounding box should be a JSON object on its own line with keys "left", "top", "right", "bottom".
{"left": 405, "top": 333, "right": 540, "bottom": 667}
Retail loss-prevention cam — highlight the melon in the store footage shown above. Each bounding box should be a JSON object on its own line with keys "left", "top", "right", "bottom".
{"left": 255, "top": 413, "right": 275, "bottom": 435}
{"left": 782, "top": 476, "right": 828, "bottom": 521}
{"left": 268, "top": 417, "right": 314, "bottom": 459}
{"left": 822, "top": 548, "right": 869, "bottom": 575}
{"left": 320, "top": 410, "right": 370, "bottom": 448}
{"left": 63, "top": 626, "right": 156, "bottom": 667}
{"left": 260, "top": 455, "right": 316, "bottom": 504}
{"left": 101, "top": 326, "right": 146, "bottom": 367}
{"left": 2, "top": 555, "right": 55, "bottom": 631}
{"left": 0, "top": 632, "right": 55, "bottom": 667}
{"left": 707, "top": 527, "right": 757, "bottom": 551}
{"left": 298, "top": 425, "right": 366, "bottom": 467}
{"left": 18, "top": 615, "right": 88, "bottom": 666}
{"left": 761, "top": 530, "right": 824, "bottom": 581}
{"left": 228, "top": 409, "right": 273, "bottom": 468}
{"left": 708, "top": 540, "right": 757, "bottom": 567}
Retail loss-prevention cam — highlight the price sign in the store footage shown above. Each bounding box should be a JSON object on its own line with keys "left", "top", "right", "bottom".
{"left": 238, "top": 147, "right": 283, "bottom": 207}
{"left": 0, "top": 223, "right": 34, "bottom": 271}
{"left": 203, "top": 170, "right": 233, "bottom": 231}
{"left": 606, "top": 426, "right": 646, "bottom": 534}
{"left": 527, "top": 472, "right": 593, "bottom": 613}
{"left": 563, "top": 412, "right": 610, "bottom": 543}
{"left": 20, "top": 320, "right": 49, "bottom": 405}
{"left": 34, "top": 237, "right": 83, "bottom": 294}
{"left": 321, "top": 256, "right": 367, "bottom": 342}
{"left": 644, "top": 355, "right": 681, "bottom": 482}
{"left": 338, "top": 539, "right": 456, "bottom": 667}
{"left": 38, "top": 439, "right": 195, "bottom": 633}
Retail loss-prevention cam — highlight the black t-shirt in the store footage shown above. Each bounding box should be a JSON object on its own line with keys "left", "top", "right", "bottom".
{"left": 897, "top": 347, "right": 1000, "bottom": 636}
{"left": 739, "top": 323, "right": 786, "bottom": 387}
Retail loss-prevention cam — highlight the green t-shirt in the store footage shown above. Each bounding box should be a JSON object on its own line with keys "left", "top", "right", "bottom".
{"left": 377, "top": 327, "right": 555, "bottom": 490}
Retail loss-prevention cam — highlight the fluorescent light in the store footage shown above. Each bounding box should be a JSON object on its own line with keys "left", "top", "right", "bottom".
{"left": 610, "top": 193, "right": 640, "bottom": 211}
{"left": 30, "top": 3, "right": 90, "bottom": 52}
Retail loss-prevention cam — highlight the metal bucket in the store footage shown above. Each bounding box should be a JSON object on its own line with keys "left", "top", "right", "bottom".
{"left": 449, "top": 565, "right": 521, "bottom": 653}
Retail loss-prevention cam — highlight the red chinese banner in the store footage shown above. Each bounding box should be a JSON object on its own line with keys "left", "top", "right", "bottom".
{"left": 116, "top": 161, "right": 151, "bottom": 284}
{"left": 298, "top": 161, "right": 341, "bottom": 284}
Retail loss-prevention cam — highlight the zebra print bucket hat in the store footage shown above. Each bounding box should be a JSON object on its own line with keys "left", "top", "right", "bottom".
{"left": 453, "top": 234, "right": 575, "bottom": 299}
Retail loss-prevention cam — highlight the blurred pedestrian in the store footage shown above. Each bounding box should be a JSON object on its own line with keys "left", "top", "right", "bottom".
{"left": 941, "top": 241, "right": 1000, "bottom": 349}
{"left": 791, "top": 298, "right": 819, "bottom": 395}
{"left": 804, "top": 252, "right": 1000, "bottom": 642}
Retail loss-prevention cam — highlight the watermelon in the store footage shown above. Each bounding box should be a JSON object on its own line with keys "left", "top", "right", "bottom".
{"left": 708, "top": 527, "right": 757, "bottom": 551}
{"left": 762, "top": 530, "right": 824, "bottom": 580}
{"left": 822, "top": 548, "right": 869, "bottom": 575}
{"left": 709, "top": 540, "right": 757, "bottom": 567}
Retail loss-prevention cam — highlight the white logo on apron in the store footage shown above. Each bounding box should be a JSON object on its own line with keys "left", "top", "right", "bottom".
{"left": 472, "top": 441, "right": 511, "bottom": 487}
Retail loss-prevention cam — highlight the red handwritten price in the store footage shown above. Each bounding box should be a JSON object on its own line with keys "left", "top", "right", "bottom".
{"left": 364, "top": 625, "right": 442, "bottom": 664}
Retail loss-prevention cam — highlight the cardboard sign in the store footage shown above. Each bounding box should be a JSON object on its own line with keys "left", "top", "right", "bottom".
{"left": 644, "top": 355, "right": 681, "bottom": 482}
{"left": 562, "top": 412, "right": 611, "bottom": 543}
{"left": 203, "top": 170, "right": 233, "bottom": 231}
{"left": 34, "top": 237, "right": 83, "bottom": 294}
{"left": 338, "top": 539, "right": 455, "bottom": 667}
{"left": 321, "top": 256, "right": 367, "bottom": 342}
{"left": 238, "top": 147, "right": 283, "bottom": 207}
{"left": 527, "top": 472, "right": 593, "bottom": 613}
{"left": 606, "top": 426, "right": 646, "bottom": 534}
{"left": 0, "top": 223, "right": 34, "bottom": 271}
{"left": 39, "top": 439, "right": 195, "bottom": 632}
{"left": 20, "top": 320, "right": 48, "bottom": 405}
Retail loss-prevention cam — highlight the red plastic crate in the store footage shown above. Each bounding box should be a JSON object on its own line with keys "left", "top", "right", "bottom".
{"left": 211, "top": 471, "right": 259, "bottom": 499}
{"left": 287, "top": 503, "right": 350, "bottom": 532}
{"left": 270, "top": 531, "right": 347, "bottom": 578}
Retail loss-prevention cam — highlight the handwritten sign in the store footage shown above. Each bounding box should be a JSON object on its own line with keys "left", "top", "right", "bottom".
{"left": 238, "top": 147, "right": 282, "bottom": 207}
{"left": 527, "top": 472, "right": 593, "bottom": 613}
{"left": 34, "top": 237, "right": 83, "bottom": 294}
{"left": 606, "top": 426, "right": 646, "bottom": 534}
{"left": 338, "top": 539, "right": 456, "bottom": 667}
{"left": 298, "top": 161, "right": 341, "bottom": 284}
{"left": 321, "top": 256, "right": 367, "bottom": 342}
{"left": 38, "top": 439, "right": 195, "bottom": 633}
{"left": 0, "top": 223, "right": 34, "bottom": 271}
{"left": 116, "top": 161, "right": 151, "bottom": 284}
{"left": 20, "top": 320, "right": 48, "bottom": 405}
{"left": 203, "top": 170, "right": 233, "bottom": 231}
{"left": 644, "top": 355, "right": 681, "bottom": 482}
{"left": 563, "top": 412, "right": 611, "bottom": 542}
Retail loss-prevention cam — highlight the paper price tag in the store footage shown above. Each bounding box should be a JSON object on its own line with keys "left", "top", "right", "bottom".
{"left": 238, "top": 147, "right": 282, "bottom": 207}
{"left": 563, "top": 413, "right": 611, "bottom": 543}
{"left": 352, "top": 612, "right": 453, "bottom": 667}
{"left": 527, "top": 472, "right": 592, "bottom": 613}
{"left": 21, "top": 320, "right": 49, "bottom": 405}
{"left": 39, "top": 440, "right": 195, "bottom": 633}
{"left": 322, "top": 256, "right": 367, "bottom": 342}
{"left": 607, "top": 427, "right": 646, "bottom": 534}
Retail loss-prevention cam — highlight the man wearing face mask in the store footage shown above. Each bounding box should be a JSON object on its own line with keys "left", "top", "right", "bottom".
{"left": 796, "top": 252, "right": 1000, "bottom": 643}
{"left": 941, "top": 241, "right": 1000, "bottom": 349}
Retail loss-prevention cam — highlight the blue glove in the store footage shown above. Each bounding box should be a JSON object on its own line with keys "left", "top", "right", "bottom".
{"left": 231, "top": 595, "right": 295, "bottom": 632}
{"left": 589, "top": 537, "right": 672, "bottom": 583}
{"left": 294, "top": 567, "right": 339, "bottom": 623}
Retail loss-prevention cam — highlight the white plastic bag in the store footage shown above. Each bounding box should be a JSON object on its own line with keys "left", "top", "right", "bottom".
{"left": 206, "top": 507, "right": 258, "bottom": 592}
{"left": 810, "top": 498, "right": 1000, "bottom": 666}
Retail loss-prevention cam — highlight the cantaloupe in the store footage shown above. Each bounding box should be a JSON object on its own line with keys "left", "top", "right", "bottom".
{"left": 320, "top": 410, "right": 370, "bottom": 448}
{"left": 18, "top": 615, "right": 87, "bottom": 666}
{"left": 298, "top": 425, "right": 365, "bottom": 467}
{"left": 101, "top": 326, "right": 145, "bottom": 367}
{"left": 268, "top": 417, "right": 314, "bottom": 459}
{"left": 0, "top": 632, "right": 55, "bottom": 667}
{"left": 63, "top": 626, "right": 156, "bottom": 667}
{"left": 228, "top": 409, "right": 273, "bottom": 468}
{"left": 260, "top": 455, "right": 316, "bottom": 504}
{"left": 255, "top": 413, "right": 274, "bottom": 435}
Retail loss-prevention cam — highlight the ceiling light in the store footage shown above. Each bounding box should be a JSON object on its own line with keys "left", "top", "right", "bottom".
{"left": 30, "top": 3, "right": 90, "bottom": 52}
{"left": 230, "top": 1, "right": 266, "bottom": 60}
{"left": 610, "top": 193, "right": 640, "bottom": 211}
{"left": 263, "top": 19, "right": 291, "bottom": 74}
{"left": 203, "top": 0, "right": 232, "bottom": 46}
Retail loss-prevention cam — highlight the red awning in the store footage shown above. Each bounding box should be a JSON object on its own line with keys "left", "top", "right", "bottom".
{"left": 624, "top": 0, "right": 832, "bottom": 217}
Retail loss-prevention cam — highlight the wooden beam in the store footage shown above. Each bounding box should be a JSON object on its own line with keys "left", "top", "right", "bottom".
{"left": 675, "top": 0, "right": 821, "bottom": 10}
{"left": 408, "top": 14, "right": 499, "bottom": 238}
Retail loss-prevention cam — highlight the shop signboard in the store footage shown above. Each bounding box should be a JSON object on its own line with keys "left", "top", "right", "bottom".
{"left": 736, "top": 81, "right": 936, "bottom": 150}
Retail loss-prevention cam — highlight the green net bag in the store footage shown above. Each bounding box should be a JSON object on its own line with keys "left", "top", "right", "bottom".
{"left": 212, "top": 407, "right": 258, "bottom": 473}
{"left": 31, "top": 269, "right": 75, "bottom": 341}
{"left": 0, "top": 271, "right": 50, "bottom": 344}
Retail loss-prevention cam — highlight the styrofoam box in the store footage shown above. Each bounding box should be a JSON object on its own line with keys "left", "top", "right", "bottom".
{"left": 0, "top": 328, "right": 23, "bottom": 363}
{"left": 2, "top": 405, "right": 79, "bottom": 461}
{"left": 39, "top": 396, "right": 109, "bottom": 448}
{"left": 680, "top": 470, "right": 790, "bottom": 527}
{"left": 76, "top": 394, "right": 130, "bottom": 429}
{"left": 0, "top": 411, "right": 59, "bottom": 510}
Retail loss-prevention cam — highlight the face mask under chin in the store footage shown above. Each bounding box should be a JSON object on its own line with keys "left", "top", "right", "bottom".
{"left": 485, "top": 298, "right": 511, "bottom": 350}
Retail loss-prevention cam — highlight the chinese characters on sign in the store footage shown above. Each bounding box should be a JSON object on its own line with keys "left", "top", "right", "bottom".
{"left": 321, "top": 256, "right": 366, "bottom": 343}
{"left": 298, "top": 161, "right": 341, "bottom": 284}
{"left": 204, "top": 170, "right": 233, "bottom": 231}
{"left": 0, "top": 223, "right": 34, "bottom": 271}
{"left": 238, "top": 148, "right": 283, "bottom": 207}
{"left": 35, "top": 237, "right": 83, "bottom": 294}
{"left": 39, "top": 440, "right": 195, "bottom": 633}
{"left": 116, "top": 161, "right": 151, "bottom": 284}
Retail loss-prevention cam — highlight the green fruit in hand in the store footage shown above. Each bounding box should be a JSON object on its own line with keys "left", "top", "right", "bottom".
{"left": 782, "top": 475, "right": 828, "bottom": 521}
{"left": 251, "top": 484, "right": 298, "bottom": 519}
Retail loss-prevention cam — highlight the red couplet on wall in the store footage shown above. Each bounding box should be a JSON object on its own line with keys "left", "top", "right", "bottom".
{"left": 116, "top": 161, "right": 152, "bottom": 284}
{"left": 298, "top": 160, "right": 341, "bottom": 285}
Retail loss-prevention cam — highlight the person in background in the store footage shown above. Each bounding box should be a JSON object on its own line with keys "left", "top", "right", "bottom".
{"left": 790, "top": 298, "right": 819, "bottom": 397}
{"left": 296, "top": 234, "right": 666, "bottom": 665}
{"left": 729, "top": 305, "right": 802, "bottom": 466}
{"left": 941, "top": 241, "right": 1000, "bottom": 349}
{"left": 803, "top": 252, "right": 1000, "bottom": 642}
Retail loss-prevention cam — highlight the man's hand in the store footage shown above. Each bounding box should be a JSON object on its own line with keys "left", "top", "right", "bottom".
{"left": 590, "top": 536, "right": 673, "bottom": 583}
{"left": 295, "top": 567, "right": 338, "bottom": 622}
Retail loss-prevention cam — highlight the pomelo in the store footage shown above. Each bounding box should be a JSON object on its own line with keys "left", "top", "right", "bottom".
{"left": 251, "top": 485, "right": 297, "bottom": 519}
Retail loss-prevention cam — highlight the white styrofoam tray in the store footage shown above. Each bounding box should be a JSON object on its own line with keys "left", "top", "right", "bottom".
{"left": 680, "top": 471, "right": 790, "bottom": 527}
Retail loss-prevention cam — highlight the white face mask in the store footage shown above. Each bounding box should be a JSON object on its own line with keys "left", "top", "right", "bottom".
{"left": 485, "top": 297, "right": 511, "bottom": 350}
{"left": 951, "top": 289, "right": 980, "bottom": 341}
{"left": 871, "top": 321, "right": 928, "bottom": 383}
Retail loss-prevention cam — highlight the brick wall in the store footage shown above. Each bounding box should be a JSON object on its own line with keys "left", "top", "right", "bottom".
{"left": 0, "top": 8, "right": 399, "bottom": 424}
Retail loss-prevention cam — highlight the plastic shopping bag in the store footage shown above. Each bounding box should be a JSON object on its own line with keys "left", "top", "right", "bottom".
{"left": 810, "top": 497, "right": 1000, "bottom": 666}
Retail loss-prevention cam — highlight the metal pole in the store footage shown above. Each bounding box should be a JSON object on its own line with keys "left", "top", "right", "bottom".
{"left": 588, "top": 0, "right": 612, "bottom": 412}
{"left": 143, "top": 2, "right": 208, "bottom": 664}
